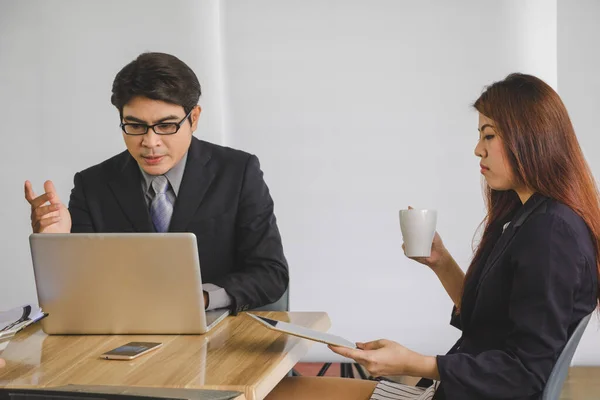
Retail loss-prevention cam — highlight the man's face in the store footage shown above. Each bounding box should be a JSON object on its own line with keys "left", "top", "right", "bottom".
{"left": 121, "top": 96, "right": 201, "bottom": 175}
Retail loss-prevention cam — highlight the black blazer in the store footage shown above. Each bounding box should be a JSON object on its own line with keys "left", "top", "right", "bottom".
{"left": 68, "top": 137, "right": 289, "bottom": 314}
{"left": 432, "top": 194, "right": 597, "bottom": 399}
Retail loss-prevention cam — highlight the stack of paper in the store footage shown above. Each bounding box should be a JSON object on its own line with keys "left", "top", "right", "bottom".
{"left": 0, "top": 304, "right": 47, "bottom": 351}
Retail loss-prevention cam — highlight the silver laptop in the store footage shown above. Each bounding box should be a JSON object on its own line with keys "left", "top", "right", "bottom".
{"left": 29, "top": 233, "right": 229, "bottom": 335}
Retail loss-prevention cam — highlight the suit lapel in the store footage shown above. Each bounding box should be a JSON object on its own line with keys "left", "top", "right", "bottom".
{"left": 474, "top": 194, "right": 548, "bottom": 293}
{"left": 169, "top": 138, "right": 215, "bottom": 232}
{"left": 108, "top": 153, "right": 154, "bottom": 232}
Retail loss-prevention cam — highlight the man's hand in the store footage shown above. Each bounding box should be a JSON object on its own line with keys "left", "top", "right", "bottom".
{"left": 0, "top": 358, "right": 5, "bottom": 368}
{"left": 25, "top": 180, "right": 72, "bottom": 233}
{"left": 329, "top": 339, "right": 440, "bottom": 380}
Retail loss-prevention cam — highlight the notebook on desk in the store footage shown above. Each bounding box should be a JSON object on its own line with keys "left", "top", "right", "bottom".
{"left": 29, "top": 233, "right": 229, "bottom": 335}
{"left": 0, "top": 304, "right": 47, "bottom": 342}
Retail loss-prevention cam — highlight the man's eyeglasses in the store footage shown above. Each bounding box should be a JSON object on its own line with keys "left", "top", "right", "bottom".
{"left": 120, "top": 109, "right": 193, "bottom": 136}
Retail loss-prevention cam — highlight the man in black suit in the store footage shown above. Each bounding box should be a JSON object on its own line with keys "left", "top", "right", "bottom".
{"left": 25, "top": 52, "right": 288, "bottom": 314}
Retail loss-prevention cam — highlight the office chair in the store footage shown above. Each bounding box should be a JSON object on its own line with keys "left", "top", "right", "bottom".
{"left": 542, "top": 312, "right": 593, "bottom": 400}
{"left": 315, "top": 361, "right": 369, "bottom": 379}
{"left": 251, "top": 288, "right": 289, "bottom": 312}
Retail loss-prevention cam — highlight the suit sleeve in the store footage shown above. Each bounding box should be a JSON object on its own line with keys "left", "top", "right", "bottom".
{"left": 68, "top": 172, "right": 95, "bottom": 233}
{"left": 436, "top": 214, "right": 586, "bottom": 399}
{"left": 211, "top": 155, "right": 289, "bottom": 312}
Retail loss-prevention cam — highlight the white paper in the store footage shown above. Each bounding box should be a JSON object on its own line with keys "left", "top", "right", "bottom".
{"left": 0, "top": 304, "right": 46, "bottom": 338}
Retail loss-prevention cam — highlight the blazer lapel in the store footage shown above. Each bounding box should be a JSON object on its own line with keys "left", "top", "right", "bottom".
{"left": 169, "top": 138, "right": 215, "bottom": 232}
{"left": 475, "top": 194, "right": 548, "bottom": 293}
{"left": 108, "top": 153, "right": 154, "bottom": 232}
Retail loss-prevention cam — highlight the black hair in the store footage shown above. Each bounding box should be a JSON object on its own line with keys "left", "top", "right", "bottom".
{"left": 111, "top": 52, "right": 201, "bottom": 119}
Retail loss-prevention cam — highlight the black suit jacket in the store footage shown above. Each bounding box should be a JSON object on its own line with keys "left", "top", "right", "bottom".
{"left": 68, "top": 137, "right": 289, "bottom": 314}
{"left": 432, "top": 194, "right": 597, "bottom": 399}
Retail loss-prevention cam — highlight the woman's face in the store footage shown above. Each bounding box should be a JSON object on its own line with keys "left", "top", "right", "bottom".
{"left": 474, "top": 113, "right": 515, "bottom": 191}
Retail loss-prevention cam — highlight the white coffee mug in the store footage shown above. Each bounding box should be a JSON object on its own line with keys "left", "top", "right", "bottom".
{"left": 399, "top": 209, "right": 437, "bottom": 257}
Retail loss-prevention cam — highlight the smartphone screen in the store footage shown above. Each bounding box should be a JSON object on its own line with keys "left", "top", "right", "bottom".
{"left": 101, "top": 342, "right": 162, "bottom": 360}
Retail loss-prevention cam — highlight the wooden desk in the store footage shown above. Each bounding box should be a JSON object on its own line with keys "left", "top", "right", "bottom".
{"left": 0, "top": 312, "right": 330, "bottom": 400}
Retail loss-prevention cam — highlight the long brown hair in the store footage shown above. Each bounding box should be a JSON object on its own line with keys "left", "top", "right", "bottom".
{"left": 468, "top": 73, "right": 600, "bottom": 306}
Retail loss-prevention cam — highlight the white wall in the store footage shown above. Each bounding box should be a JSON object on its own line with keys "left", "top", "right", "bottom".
{"left": 2, "top": 0, "right": 598, "bottom": 365}
{"left": 221, "top": 0, "right": 559, "bottom": 361}
{"left": 558, "top": 0, "right": 600, "bottom": 366}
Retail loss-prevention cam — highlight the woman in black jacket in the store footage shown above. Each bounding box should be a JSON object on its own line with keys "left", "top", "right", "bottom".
{"left": 266, "top": 73, "right": 600, "bottom": 400}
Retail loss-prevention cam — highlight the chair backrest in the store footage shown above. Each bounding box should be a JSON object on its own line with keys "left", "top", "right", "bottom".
{"left": 542, "top": 312, "right": 593, "bottom": 400}
{"left": 251, "top": 288, "right": 289, "bottom": 311}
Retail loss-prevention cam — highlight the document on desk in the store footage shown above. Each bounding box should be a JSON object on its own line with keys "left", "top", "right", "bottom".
{"left": 246, "top": 313, "right": 357, "bottom": 348}
{"left": 0, "top": 304, "right": 47, "bottom": 341}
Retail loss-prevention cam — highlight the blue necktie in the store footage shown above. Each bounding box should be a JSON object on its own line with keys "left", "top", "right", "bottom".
{"left": 150, "top": 175, "right": 173, "bottom": 233}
